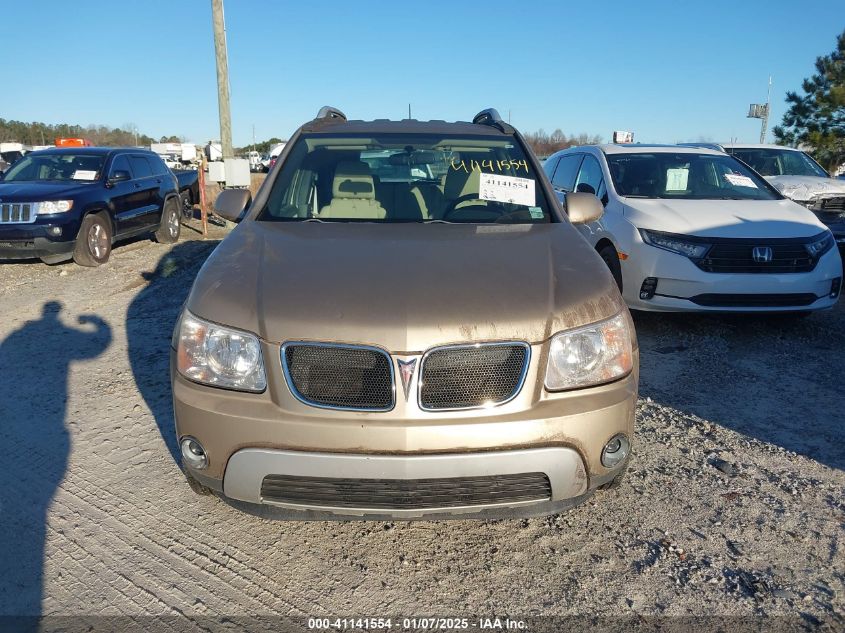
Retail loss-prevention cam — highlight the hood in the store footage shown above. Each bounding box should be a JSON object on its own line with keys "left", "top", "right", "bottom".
{"left": 623, "top": 198, "right": 827, "bottom": 239}
{"left": 186, "top": 221, "right": 624, "bottom": 351}
{"left": 764, "top": 175, "right": 845, "bottom": 202}
{"left": 0, "top": 181, "right": 97, "bottom": 201}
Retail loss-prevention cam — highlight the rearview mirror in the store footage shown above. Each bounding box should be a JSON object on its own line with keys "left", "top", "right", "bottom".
{"left": 214, "top": 188, "right": 251, "bottom": 223}
{"left": 565, "top": 192, "right": 604, "bottom": 224}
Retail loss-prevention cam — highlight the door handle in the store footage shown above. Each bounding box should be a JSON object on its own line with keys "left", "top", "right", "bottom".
{"left": 134, "top": 183, "right": 141, "bottom": 188}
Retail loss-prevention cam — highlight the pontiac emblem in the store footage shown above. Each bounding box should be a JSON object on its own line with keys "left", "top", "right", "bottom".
{"left": 397, "top": 358, "right": 417, "bottom": 400}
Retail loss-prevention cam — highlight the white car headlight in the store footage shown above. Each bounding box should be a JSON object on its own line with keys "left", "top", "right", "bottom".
{"left": 805, "top": 231, "right": 835, "bottom": 258}
{"left": 33, "top": 200, "right": 74, "bottom": 214}
{"left": 176, "top": 311, "right": 266, "bottom": 392}
{"left": 640, "top": 229, "right": 710, "bottom": 259}
{"left": 545, "top": 313, "right": 634, "bottom": 391}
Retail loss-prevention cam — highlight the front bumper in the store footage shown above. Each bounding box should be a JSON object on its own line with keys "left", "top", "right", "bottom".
{"left": 622, "top": 244, "right": 842, "bottom": 312}
{"left": 171, "top": 345, "right": 637, "bottom": 518}
{"left": 0, "top": 222, "right": 78, "bottom": 260}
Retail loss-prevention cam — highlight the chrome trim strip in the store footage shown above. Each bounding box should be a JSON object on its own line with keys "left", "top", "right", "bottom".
{"left": 417, "top": 341, "right": 531, "bottom": 412}
{"left": 280, "top": 341, "right": 396, "bottom": 412}
{"left": 223, "top": 447, "right": 588, "bottom": 516}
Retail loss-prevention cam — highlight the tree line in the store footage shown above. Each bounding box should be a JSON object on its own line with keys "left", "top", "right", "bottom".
{"left": 0, "top": 119, "right": 184, "bottom": 147}
{"left": 522, "top": 130, "right": 603, "bottom": 158}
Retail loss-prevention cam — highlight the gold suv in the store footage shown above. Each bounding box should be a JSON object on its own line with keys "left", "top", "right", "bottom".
{"left": 170, "top": 107, "right": 638, "bottom": 518}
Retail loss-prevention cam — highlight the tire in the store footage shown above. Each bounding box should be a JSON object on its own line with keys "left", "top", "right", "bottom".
{"left": 155, "top": 197, "right": 181, "bottom": 244}
{"left": 72, "top": 212, "right": 112, "bottom": 267}
{"left": 180, "top": 191, "right": 194, "bottom": 220}
{"left": 598, "top": 243, "right": 623, "bottom": 291}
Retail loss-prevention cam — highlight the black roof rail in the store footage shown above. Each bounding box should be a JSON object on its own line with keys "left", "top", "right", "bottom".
{"left": 472, "top": 108, "right": 513, "bottom": 134}
{"left": 315, "top": 106, "right": 347, "bottom": 122}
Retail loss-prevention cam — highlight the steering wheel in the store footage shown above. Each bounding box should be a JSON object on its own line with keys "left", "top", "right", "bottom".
{"left": 442, "top": 194, "right": 484, "bottom": 220}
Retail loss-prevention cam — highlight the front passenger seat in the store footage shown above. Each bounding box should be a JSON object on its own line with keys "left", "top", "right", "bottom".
{"left": 319, "top": 161, "right": 387, "bottom": 220}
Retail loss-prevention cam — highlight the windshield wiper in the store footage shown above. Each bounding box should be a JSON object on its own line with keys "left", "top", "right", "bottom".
{"left": 423, "top": 219, "right": 454, "bottom": 224}
{"left": 302, "top": 217, "right": 326, "bottom": 222}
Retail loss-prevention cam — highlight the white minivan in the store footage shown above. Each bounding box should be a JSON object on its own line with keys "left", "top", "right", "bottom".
{"left": 544, "top": 144, "right": 842, "bottom": 313}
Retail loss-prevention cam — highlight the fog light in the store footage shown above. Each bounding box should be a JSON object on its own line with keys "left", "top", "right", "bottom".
{"left": 639, "top": 277, "right": 658, "bottom": 300}
{"left": 601, "top": 433, "right": 630, "bottom": 468}
{"left": 47, "top": 226, "right": 62, "bottom": 236}
{"left": 831, "top": 277, "right": 841, "bottom": 299}
{"left": 180, "top": 436, "right": 208, "bottom": 470}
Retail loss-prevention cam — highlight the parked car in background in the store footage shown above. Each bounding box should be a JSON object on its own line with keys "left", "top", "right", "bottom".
{"left": 171, "top": 106, "right": 637, "bottom": 519}
{"left": 0, "top": 147, "right": 182, "bottom": 266}
{"left": 543, "top": 144, "right": 841, "bottom": 313}
{"left": 260, "top": 142, "right": 286, "bottom": 172}
{"left": 722, "top": 144, "right": 845, "bottom": 255}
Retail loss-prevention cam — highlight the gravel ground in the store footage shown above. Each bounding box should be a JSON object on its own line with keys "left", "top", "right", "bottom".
{"left": 0, "top": 226, "right": 842, "bottom": 631}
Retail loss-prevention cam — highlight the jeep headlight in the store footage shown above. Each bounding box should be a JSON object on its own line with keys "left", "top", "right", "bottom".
{"left": 640, "top": 229, "right": 709, "bottom": 259}
{"left": 176, "top": 311, "right": 266, "bottom": 392}
{"left": 545, "top": 313, "right": 634, "bottom": 391}
{"left": 33, "top": 200, "right": 74, "bottom": 214}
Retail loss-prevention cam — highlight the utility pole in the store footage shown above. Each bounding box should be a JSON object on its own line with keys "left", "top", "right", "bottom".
{"left": 211, "top": 0, "right": 234, "bottom": 159}
{"left": 760, "top": 75, "right": 773, "bottom": 144}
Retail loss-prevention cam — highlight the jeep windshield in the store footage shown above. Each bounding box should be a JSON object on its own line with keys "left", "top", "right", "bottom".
{"left": 607, "top": 152, "right": 780, "bottom": 201}
{"left": 2, "top": 153, "right": 105, "bottom": 183}
{"left": 258, "top": 134, "right": 554, "bottom": 223}
{"left": 728, "top": 147, "right": 829, "bottom": 178}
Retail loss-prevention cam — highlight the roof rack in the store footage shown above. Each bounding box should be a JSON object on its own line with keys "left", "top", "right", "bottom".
{"left": 472, "top": 108, "right": 513, "bottom": 133}
{"left": 315, "top": 106, "right": 347, "bottom": 122}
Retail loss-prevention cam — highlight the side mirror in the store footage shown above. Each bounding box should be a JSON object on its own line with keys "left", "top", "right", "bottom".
{"left": 109, "top": 170, "right": 131, "bottom": 184}
{"left": 214, "top": 188, "right": 251, "bottom": 223}
{"left": 565, "top": 192, "right": 604, "bottom": 224}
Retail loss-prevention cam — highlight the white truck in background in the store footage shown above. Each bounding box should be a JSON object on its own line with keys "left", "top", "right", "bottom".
{"left": 150, "top": 142, "right": 198, "bottom": 169}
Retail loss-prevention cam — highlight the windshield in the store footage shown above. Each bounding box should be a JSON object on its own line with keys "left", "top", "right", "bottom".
{"left": 606, "top": 152, "right": 779, "bottom": 201}
{"left": 258, "top": 133, "right": 553, "bottom": 223}
{"left": 727, "top": 148, "right": 828, "bottom": 178}
{"left": 2, "top": 153, "right": 105, "bottom": 183}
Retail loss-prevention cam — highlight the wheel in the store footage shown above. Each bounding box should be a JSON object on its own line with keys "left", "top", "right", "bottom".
{"left": 72, "top": 213, "right": 112, "bottom": 267}
{"left": 598, "top": 244, "right": 623, "bottom": 291}
{"left": 180, "top": 191, "right": 194, "bottom": 220}
{"left": 155, "top": 197, "right": 181, "bottom": 244}
{"left": 184, "top": 469, "right": 213, "bottom": 496}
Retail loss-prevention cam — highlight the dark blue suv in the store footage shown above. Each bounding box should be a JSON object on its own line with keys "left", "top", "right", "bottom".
{"left": 0, "top": 147, "right": 182, "bottom": 266}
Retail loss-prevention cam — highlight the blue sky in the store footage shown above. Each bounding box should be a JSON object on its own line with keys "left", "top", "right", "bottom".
{"left": 2, "top": 1, "right": 844, "bottom": 147}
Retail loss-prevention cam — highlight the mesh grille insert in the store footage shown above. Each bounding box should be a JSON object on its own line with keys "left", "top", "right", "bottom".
{"left": 283, "top": 344, "right": 394, "bottom": 410}
{"left": 420, "top": 343, "right": 529, "bottom": 410}
{"left": 261, "top": 472, "right": 551, "bottom": 510}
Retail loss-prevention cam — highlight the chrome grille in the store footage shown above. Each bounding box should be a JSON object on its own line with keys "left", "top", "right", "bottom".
{"left": 419, "top": 343, "right": 529, "bottom": 410}
{"left": 0, "top": 203, "right": 35, "bottom": 224}
{"left": 282, "top": 343, "right": 394, "bottom": 411}
{"left": 261, "top": 472, "right": 551, "bottom": 510}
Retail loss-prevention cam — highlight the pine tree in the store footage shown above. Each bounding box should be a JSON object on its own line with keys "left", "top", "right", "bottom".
{"left": 773, "top": 29, "right": 845, "bottom": 171}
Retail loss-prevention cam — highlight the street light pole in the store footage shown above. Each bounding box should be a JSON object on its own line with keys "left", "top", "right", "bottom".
{"left": 211, "top": 0, "right": 234, "bottom": 160}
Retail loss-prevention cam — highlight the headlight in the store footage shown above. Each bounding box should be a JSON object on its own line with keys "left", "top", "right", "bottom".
{"left": 545, "top": 313, "right": 634, "bottom": 391}
{"left": 805, "top": 232, "right": 835, "bottom": 258}
{"left": 640, "top": 229, "right": 709, "bottom": 259}
{"left": 33, "top": 200, "right": 74, "bottom": 214}
{"left": 176, "top": 311, "right": 266, "bottom": 392}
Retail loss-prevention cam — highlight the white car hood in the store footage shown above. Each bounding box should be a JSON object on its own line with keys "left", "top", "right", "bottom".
{"left": 623, "top": 198, "right": 827, "bottom": 239}
{"left": 764, "top": 175, "right": 845, "bottom": 202}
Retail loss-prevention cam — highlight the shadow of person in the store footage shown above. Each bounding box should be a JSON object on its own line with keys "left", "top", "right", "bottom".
{"left": 126, "top": 240, "right": 221, "bottom": 467}
{"left": 0, "top": 301, "right": 111, "bottom": 616}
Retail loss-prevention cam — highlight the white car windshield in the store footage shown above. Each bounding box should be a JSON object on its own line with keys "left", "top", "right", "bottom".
{"left": 728, "top": 148, "right": 829, "bottom": 178}
{"left": 607, "top": 152, "right": 780, "bottom": 201}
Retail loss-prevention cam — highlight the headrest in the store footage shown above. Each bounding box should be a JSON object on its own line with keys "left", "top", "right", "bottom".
{"left": 443, "top": 167, "right": 481, "bottom": 200}
{"left": 332, "top": 161, "right": 375, "bottom": 199}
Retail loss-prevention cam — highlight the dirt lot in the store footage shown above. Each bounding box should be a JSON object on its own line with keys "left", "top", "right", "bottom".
{"left": 0, "top": 223, "right": 842, "bottom": 630}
